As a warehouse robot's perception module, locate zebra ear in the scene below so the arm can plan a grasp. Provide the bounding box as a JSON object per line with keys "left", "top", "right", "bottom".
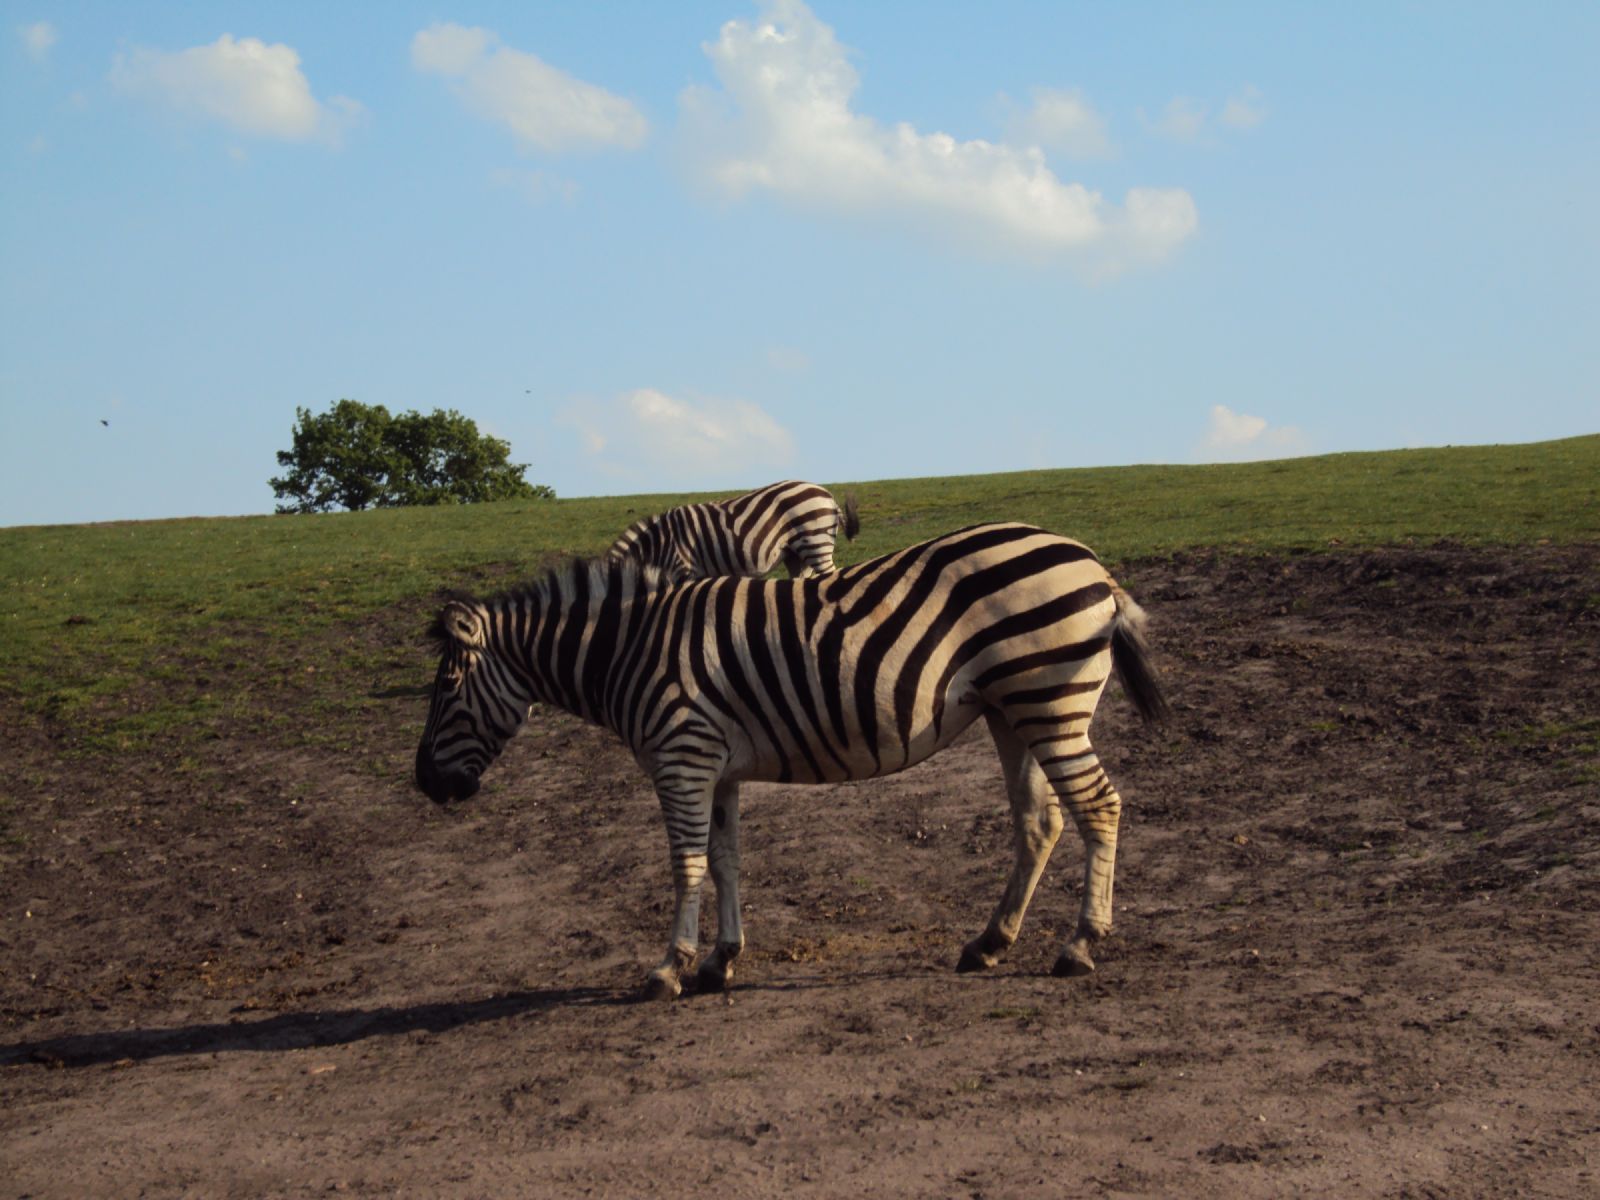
{"left": 442, "top": 602, "right": 485, "bottom": 649}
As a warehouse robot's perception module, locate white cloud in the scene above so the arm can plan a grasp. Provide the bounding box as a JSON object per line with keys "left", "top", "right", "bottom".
{"left": 560, "top": 388, "right": 795, "bottom": 484}
{"left": 1004, "top": 87, "right": 1111, "bottom": 160}
{"left": 679, "top": 0, "right": 1195, "bottom": 273}
{"left": 1147, "top": 87, "right": 1266, "bottom": 143}
{"left": 489, "top": 166, "right": 581, "bottom": 206}
{"left": 1220, "top": 85, "right": 1267, "bottom": 130}
{"left": 1151, "top": 96, "right": 1207, "bottom": 144}
{"left": 410, "top": 23, "right": 490, "bottom": 76}
{"left": 412, "top": 23, "right": 647, "bottom": 153}
{"left": 111, "top": 34, "right": 363, "bottom": 144}
{"left": 1199, "top": 405, "right": 1309, "bottom": 461}
{"left": 20, "top": 20, "right": 57, "bottom": 60}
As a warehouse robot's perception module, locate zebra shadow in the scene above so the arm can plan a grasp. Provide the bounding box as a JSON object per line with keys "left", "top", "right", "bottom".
{"left": 0, "top": 985, "right": 630, "bottom": 1070}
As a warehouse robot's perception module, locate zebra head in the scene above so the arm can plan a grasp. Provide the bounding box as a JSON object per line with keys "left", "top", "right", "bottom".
{"left": 415, "top": 598, "right": 532, "bottom": 804}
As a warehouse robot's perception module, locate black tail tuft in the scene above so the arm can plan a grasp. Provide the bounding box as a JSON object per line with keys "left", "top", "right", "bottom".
{"left": 1110, "top": 586, "right": 1170, "bottom": 726}
{"left": 841, "top": 494, "right": 861, "bottom": 541}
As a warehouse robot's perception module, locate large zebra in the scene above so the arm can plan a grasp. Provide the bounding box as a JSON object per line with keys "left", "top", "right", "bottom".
{"left": 416, "top": 523, "right": 1167, "bottom": 1000}
{"left": 606, "top": 479, "right": 859, "bottom": 582}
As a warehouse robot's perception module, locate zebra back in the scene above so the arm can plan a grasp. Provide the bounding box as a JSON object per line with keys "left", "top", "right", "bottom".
{"left": 607, "top": 480, "right": 857, "bottom": 582}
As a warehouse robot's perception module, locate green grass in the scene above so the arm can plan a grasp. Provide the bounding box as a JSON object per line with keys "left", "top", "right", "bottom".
{"left": 849, "top": 435, "right": 1599, "bottom": 555}
{"left": 2, "top": 435, "right": 1596, "bottom": 753}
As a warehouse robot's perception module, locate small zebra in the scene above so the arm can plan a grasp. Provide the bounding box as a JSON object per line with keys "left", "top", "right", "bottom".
{"left": 606, "top": 479, "right": 859, "bottom": 582}
{"left": 416, "top": 522, "right": 1168, "bottom": 1000}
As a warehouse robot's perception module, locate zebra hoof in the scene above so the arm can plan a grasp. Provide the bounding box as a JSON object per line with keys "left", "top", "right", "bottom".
{"left": 956, "top": 944, "right": 1000, "bottom": 973}
{"left": 695, "top": 963, "right": 731, "bottom": 993}
{"left": 642, "top": 971, "right": 683, "bottom": 1001}
{"left": 1051, "top": 947, "right": 1095, "bottom": 978}
{"left": 957, "top": 931, "right": 1009, "bottom": 973}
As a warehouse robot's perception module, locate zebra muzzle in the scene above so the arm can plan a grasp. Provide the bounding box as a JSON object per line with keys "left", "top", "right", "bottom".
{"left": 415, "top": 747, "right": 480, "bottom": 804}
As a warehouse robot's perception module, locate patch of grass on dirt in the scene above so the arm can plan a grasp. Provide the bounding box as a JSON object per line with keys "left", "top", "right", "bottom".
{"left": 983, "top": 1007, "right": 1041, "bottom": 1021}
{"left": 1492, "top": 717, "right": 1600, "bottom": 754}
{"left": 2, "top": 435, "right": 1595, "bottom": 755}
{"left": 1537, "top": 721, "right": 1600, "bottom": 786}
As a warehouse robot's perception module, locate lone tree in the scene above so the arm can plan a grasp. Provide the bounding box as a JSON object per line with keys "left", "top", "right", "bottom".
{"left": 270, "top": 399, "right": 553, "bottom": 514}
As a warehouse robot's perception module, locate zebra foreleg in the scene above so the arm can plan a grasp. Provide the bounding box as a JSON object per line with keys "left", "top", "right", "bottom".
{"left": 958, "top": 713, "right": 1065, "bottom": 973}
{"left": 645, "top": 783, "right": 714, "bottom": 1001}
{"left": 695, "top": 780, "right": 744, "bottom": 993}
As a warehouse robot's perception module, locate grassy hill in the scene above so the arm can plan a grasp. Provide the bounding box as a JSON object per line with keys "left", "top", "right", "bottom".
{"left": 2, "top": 435, "right": 1596, "bottom": 756}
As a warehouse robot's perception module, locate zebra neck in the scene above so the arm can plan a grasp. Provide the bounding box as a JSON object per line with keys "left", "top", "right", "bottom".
{"left": 506, "top": 565, "right": 654, "bottom": 734}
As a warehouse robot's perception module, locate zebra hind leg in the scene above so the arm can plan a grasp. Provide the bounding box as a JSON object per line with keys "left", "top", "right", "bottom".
{"left": 1037, "top": 733, "right": 1122, "bottom": 978}
{"left": 695, "top": 781, "right": 745, "bottom": 993}
{"left": 957, "top": 712, "right": 1065, "bottom": 973}
{"left": 783, "top": 532, "right": 839, "bottom": 578}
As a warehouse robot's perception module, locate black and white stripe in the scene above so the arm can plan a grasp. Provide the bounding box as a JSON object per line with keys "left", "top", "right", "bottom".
{"left": 416, "top": 522, "right": 1167, "bottom": 999}
{"left": 606, "top": 480, "right": 859, "bottom": 582}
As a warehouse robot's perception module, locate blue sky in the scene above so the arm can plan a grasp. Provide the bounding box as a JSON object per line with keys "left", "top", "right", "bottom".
{"left": 2, "top": 1, "right": 1596, "bottom": 527}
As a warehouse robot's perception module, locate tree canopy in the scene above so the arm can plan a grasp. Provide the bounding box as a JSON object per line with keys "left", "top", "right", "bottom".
{"left": 270, "top": 399, "right": 553, "bottom": 514}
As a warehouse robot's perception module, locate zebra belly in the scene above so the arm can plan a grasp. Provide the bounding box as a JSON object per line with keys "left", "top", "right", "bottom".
{"left": 722, "top": 688, "right": 988, "bottom": 785}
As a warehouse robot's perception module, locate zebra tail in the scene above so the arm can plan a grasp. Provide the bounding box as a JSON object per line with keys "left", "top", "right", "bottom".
{"left": 841, "top": 494, "right": 861, "bottom": 540}
{"left": 1108, "top": 582, "right": 1170, "bottom": 726}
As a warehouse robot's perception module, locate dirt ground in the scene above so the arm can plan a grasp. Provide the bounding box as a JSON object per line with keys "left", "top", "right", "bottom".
{"left": 4, "top": 544, "right": 1598, "bottom": 1198}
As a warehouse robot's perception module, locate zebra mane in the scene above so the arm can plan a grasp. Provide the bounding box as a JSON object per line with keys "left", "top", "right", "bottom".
{"left": 532, "top": 555, "right": 672, "bottom": 602}
{"left": 426, "top": 556, "right": 674, "bottom": 648}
